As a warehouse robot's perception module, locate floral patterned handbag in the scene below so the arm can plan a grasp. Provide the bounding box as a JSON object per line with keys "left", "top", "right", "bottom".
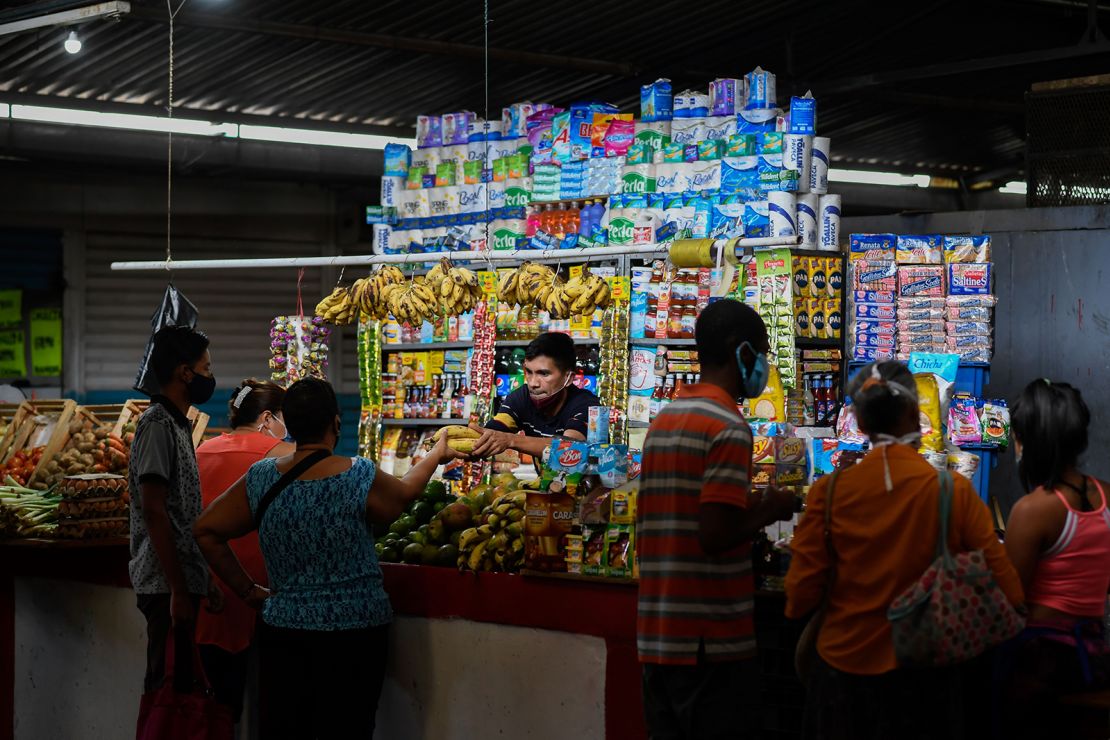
{"left": 887, "top": 469, "right": 1025, "bottom": 666}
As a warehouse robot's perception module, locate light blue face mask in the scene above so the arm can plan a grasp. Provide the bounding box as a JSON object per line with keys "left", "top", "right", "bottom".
{"left": 735, "top": 341, "right": 770, "bottom": 398}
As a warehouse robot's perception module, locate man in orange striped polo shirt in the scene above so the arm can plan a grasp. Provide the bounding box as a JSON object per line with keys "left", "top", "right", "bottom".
{"left": 638, "top": 299, "right": 797, "bottom": 739}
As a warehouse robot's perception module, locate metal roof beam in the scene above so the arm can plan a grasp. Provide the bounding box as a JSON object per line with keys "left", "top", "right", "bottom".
{"left": 811, "top": 38, "right": 1110, "bottom": 95}
{"left": 125, "top": 6, "right": 641, "bottom": 78}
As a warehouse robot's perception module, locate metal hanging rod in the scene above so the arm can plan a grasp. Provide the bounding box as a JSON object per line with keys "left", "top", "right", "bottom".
{"left": 110, "top": 236, "right": 803, "bottom": 271}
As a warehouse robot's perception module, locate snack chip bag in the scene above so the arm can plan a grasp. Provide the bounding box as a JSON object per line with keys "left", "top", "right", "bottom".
{"left": 947, "top": 393, "right": 983, "bottom": 446}
{"left": 981, "top": 399, "right": 1010, "bottom": 449}
{"left": 749, "top": 365, "right": 785, "bottom": 422}
{"left": 914, "top": 373, "right": 944, "bottom": 452}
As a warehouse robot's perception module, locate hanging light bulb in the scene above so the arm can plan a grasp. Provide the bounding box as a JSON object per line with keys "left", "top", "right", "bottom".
{"left": 64, "top": 30, "right": 82, "bottom": 54}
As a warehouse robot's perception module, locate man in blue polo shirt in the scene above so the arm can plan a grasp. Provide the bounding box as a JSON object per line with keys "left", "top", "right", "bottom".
{"left": 469, "top": 332, "right": 599, "bottom": 460}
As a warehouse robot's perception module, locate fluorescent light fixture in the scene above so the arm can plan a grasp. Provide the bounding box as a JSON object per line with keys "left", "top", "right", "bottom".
{"left": 829, "top": 168, "right": 932, "bottom": 188}
{"left": 64, "top": 30, "right": 81, "bottom": 54}
{"left": 10, "top": 104, "right": 237, "bottom": 137}
{"left": 0, "top": 2, "right": 130, "bottom": 36}
{"left": 2, "top": 102, "right": 411, "bottom": 150}
{"left": 999, "top": 180, "right": 1027, "bottom": 195}
{"left": 238, "top": 124, "right": 411, "bottom": 150}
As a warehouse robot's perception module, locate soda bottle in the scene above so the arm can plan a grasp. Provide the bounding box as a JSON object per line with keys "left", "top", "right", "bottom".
{"left": 511, "top": 348, "right": 527, "bottom": 394}
{"left": 803, "top": 375, "right": 816, "bottom": 427}
{"left": 530, "top": 204, "right": 543, "bottom": 238}
{"left": 565, "top": 202, "right": 580, "bottom": 236}
{"left": 495, "top": 349, "right": 512, "bottom": 398}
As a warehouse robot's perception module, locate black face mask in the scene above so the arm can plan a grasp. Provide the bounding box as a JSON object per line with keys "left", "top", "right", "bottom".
{"left": 186, "top": 372, "right": 216, "bottom": 405}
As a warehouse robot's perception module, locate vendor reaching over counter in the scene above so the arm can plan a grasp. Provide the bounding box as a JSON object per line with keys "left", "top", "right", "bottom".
{"left": 468, "top": 332, "right": 599, "bottom": 460}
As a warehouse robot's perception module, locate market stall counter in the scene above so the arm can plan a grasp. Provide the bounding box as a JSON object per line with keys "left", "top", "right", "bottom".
{"left": 0, "top": 538, "right": 649, "bottom": 740}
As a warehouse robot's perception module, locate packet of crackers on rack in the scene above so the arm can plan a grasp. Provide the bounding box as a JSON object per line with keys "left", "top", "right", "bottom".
{"left": 944, "top": 235, "right": 991, "bottom": 263}
{"left": 849, "top": 233, "right": 897, "bottom": 262}
{"left": 896, "top": 234, "right": 944, "bottom": 265}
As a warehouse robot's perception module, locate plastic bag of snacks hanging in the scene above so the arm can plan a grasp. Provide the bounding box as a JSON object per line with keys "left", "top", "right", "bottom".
{"left": 270, "top": 315, "right": 330, "bottom": 385}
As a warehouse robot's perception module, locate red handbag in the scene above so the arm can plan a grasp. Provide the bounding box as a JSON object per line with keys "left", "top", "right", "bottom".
{"left": 136, "top": 626, "right": 234, "bottom": 740}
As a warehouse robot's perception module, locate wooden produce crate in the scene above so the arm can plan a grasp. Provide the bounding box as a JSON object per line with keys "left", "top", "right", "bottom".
{"left": 0, "top": 402, "right": 27, "bottom": 461}
{"left": 0, "top": 400, "right": 77, "bottom": 465}
{"left": 28, "top": 405, "right": 106, "bottom": 487}
{"left": 113, "top": 399, "right": 208, "bottom": 449}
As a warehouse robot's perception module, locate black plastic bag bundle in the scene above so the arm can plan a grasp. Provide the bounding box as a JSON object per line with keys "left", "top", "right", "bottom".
{"left": 133, "top": 284, "right": 199, "bottom": 396}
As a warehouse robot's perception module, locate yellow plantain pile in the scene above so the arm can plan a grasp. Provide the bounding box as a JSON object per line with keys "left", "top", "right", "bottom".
{"left": 426, "top": 258, "right": 485, "bottom": 317}
{"left": 315, "top": 286, "right": 358, "bottom": 325}
{"left": 496, "top": 262, "right": 613, "bottom": 319}
{"left": 433, "top": 424, "right": 481, "bottom": 453}
{"left": 457, "top": 490, "right": 527, "bottom": 572}
{"left": 350, "top": 266, "right": 407, "bottom": 321}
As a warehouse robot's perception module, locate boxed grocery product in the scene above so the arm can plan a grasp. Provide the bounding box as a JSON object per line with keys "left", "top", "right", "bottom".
{"left": 944, "top": 235, "right": 991, "bottom": 263}
{"left": 524, "top": 488, "right": 578, "bottom": 572}
{"left": 825, "top": 299, "right": 842, "bottom": 339}
{"left": 752, "top": 436, "right": 776, "bottom": 464}
{"left": 604, "top": 524, "right": 634, "bottom": 578}
{"left": 809, "top": 259, "right": 828, "bottom": 296}
{"left": 751, "top": 463, "right": 777, "bottom": 490}
{"left": 948, "top": 263, "right": 993, "bottom": 295}
{"left": 898, "top": 265, "right": 946, "bottom": 297}
{"left": 776, "top": 463, "right": 807, "bottom": 488}
{"left": 808, "top": 298, "right": 827, "bottom": 338}
{"left": 895, "top": 234, "right": 943, "bottom": 264}
{"left": 794, "top": 299, "right": 811, "bottom": 337}
{"left": 582, "top": 524, "right": 607, "bottom": 576}
{"left": 774, "top": 436, "right": 806, "bottom": 465}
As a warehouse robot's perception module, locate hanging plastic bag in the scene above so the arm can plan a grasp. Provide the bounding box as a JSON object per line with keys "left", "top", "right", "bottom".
{"left": 133, "top": 284, "right": 200, "bottom": 396}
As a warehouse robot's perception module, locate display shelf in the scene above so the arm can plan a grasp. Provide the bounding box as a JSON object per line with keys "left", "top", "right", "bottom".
{"left": 796, "top": 338, "right": 843, "bottom": 349}
{"left": 382, "top": 341, "right": 473, "bottom": 351}
{"left": 496, "top": 338, "right": 600, "bottom": 347}
{"left": 528, "top": 195, "right": 610, "bottom": 207}
{"left": 629, "top": 337, "right": 696, "bottom": 346}
{"left": 381, "top": 418, "right": 468, "bottom": 427}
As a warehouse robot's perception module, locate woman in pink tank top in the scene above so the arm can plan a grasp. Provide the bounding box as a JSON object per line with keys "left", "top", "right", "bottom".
{"left": 1001, "top": 379, "right": 1110, "bottom": 738}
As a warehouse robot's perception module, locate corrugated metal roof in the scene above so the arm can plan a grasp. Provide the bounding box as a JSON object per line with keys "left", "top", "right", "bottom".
{"left": 1, "top": 0, "right": 1109, "bottom": 177}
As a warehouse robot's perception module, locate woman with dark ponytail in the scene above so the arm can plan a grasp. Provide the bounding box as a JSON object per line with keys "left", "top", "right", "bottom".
{"left": 1000, "top": 379, "right": 1110, "bottom": 737}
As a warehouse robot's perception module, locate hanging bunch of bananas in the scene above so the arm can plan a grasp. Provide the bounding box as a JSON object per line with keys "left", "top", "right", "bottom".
{"left": 385, "top": 275, "right": 440, "bottom": 327}
{"left": 562, "top": 267, "right": 614, "bottom": 317}
{"left": 426, "top": 258, "right": 485, "bottom": 316}
{"left": 496, "top": 262, "right": 613, "bottom": 319}
{"left": 314, "top": 286, "right": 357, "bottom": 325}
{"left": 496, "top": 262, "right": 558, "bottom": 307}
{"left": 349, "top": 266, "right": 406, "bottom": 321}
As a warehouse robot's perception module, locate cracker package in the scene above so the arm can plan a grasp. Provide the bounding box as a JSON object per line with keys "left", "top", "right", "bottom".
{"left": 852, "top": 260, "right": 897, "bottom": 292}
{"left": 898, "top": 265, "right": 946, "bottom": 297}
{"left": 896, "top": 234, "right": 944, "bottom": 265}
{"left": 944, "top": 235, "right": 991, "bottom": 264}
{"left": 542, "top": 438, "right": 590, "bottom": 496}
{"left": 849, "top": 233, "right": 897, "bottom": 262}
{"left": 948, "top": 263, "right": 993, "bottom": 295}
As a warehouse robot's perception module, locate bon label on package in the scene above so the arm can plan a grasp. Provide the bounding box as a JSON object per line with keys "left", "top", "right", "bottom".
{"left": 948, "top": 263, "right": 993, "bottom": 295}
{"left": 895, "top": 234, "right": 944, "bottom": 265}
{"left": 854, "top": 302, "right": 898, "bottom": 320}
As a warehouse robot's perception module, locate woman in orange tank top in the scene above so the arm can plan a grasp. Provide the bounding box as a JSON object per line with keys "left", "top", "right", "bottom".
{"left": 195, "top": 379, "right": 294, "bottom": 724}
{"left": 1001, "top": 379, "right": 1110, "bottom": 738}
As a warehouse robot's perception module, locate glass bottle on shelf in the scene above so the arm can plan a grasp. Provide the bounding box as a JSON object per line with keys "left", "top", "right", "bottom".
{"left": 649, "top": 376, "right": 666, "bottom": 417}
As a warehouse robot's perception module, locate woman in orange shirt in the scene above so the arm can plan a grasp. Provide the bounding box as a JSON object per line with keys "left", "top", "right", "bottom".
{"left": 785, "top": 361, "right": 1022, "bottom": 739}
{"left": 195, "top": 379, "right": 294, "bottom": 723}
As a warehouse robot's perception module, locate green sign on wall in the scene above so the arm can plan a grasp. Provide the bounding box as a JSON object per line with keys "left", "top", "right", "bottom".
{"left": 30, "top": 308, "right": 62, "bottom": 377}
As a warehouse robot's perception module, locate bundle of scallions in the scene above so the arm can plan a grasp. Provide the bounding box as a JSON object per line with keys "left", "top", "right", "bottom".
{"left": 0, "top": 477, "right": 60, "bottom": 538}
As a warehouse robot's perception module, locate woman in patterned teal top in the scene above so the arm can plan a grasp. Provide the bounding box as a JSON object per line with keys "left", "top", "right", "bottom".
{"left": 195, "top": 378, "right": 462, "bottom": 738}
